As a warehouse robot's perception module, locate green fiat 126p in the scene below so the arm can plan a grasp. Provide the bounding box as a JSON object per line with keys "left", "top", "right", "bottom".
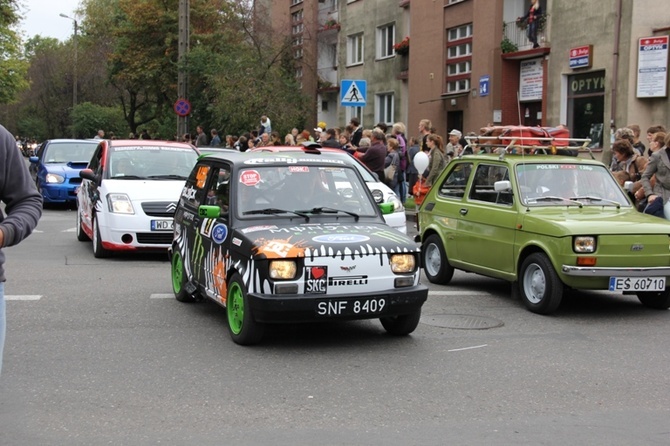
{"left": 416, "top": 150, "right": 670, "bottom": 314}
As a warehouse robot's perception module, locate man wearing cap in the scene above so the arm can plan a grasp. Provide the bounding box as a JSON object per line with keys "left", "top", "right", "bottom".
{"left": 447, "top": 129, "right": 463, "bottom": 156}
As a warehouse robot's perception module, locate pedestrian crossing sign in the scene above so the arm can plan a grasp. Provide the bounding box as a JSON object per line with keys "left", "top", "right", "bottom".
{"left": 340, "top": 80, "right": 367, "bottom": 106}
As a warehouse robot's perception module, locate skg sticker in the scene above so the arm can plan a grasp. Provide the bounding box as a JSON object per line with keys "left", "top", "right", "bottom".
{"left": 232, "top": 237, "right": 243, "bottom": 246}
{"left": 305, "top": 266, "right": 328, "bottom": 294}
{"left": 212, "top": 224, "right": 228, "bottom": 244}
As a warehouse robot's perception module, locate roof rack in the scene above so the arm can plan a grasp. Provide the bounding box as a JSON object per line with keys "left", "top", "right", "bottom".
{"left": 464, "top": 136, "right": 594, "bottom": 160}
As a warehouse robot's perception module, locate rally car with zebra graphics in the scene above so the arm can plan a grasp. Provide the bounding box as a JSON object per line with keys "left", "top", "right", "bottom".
{"left": 170, "top": 149, "right": 428, "bottom": 345}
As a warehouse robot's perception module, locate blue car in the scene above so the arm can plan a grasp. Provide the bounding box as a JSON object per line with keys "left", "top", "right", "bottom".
{"left": 29, "top": 139, "right": 99, "bottom": 204}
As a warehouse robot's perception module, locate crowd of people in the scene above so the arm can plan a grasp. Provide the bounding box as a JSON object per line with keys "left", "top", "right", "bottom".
{"left": 180, "top": 115, "right": 488, "bottom": 204}
{"left": 609, "top": 124, "right": 670, "bottom": 218}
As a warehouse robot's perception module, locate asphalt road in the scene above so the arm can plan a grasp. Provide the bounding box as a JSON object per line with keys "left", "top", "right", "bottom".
{"left": 0, "top": 205, "right": 668, "bottom": 445}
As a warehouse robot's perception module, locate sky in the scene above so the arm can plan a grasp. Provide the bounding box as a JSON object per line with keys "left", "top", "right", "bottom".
{"left": 19, "top": 0, "right": 82, "bottom": 42}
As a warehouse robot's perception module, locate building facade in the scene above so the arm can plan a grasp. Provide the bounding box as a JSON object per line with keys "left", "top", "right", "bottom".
{"left": 262, "top": 0, "right": 669, "bottom": 154}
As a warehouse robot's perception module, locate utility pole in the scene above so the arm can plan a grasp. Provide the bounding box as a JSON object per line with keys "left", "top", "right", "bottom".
{"left": 60, "top": 13, "right": 78, "bottom": 138}
{"left": 177, "top": 0, "right": 190, "bottom": 139}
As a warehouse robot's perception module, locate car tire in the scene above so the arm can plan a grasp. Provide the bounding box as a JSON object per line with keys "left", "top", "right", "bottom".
{"left": 226, "top": 273, "right": 264, "bottom": 345}
{"left": 171, "top": 249, "right": 198, "bottom": 303}
{"left": 92, "top": 216, "right": 111, "bottom": 258}
{"left": 76, "top": 209, "right": 90, "bottom": 242}
{"left": 380, "top": 310, "right": 422, "bottom": 335}
{"left": 519, "top": 252, "right": 563, "bottom": 314}
{"left": 422, "top": 234, "right": 454, "bottom": 284}
{"left": 637, "top": 290, "right": 670, "bottom": 310}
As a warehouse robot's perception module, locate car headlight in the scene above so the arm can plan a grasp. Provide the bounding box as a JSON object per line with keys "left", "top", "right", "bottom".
{"left": 389, "top": 254, "right": 416, "bottom": 273}
{"left": 45, "top": 173, "right": 65, "bottom": 184}
{"left": 574, "top": 236, "right": 596, "bottom": 253}
{"left": 370, "top": 189, "right": 384, "bottom": 203}
{"left": 387, "top": 194, "right": 404, "bottom": 213}
{"left": 107, "top": 193, "right": 134, "bottom": 214}
{"left": 269, "top": 260, "right": 297, "bottom": 279}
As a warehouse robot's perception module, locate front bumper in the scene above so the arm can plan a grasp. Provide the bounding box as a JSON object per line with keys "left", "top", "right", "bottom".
{"left": 561, "top": 265, "right": 670, "bottom": 277}
{"left": 247, "top": 285, "right": 428, "bottom": 324}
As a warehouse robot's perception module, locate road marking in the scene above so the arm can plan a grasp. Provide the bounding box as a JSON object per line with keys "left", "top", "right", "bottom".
{"left": 448, "top": 344, "right": 488, "bottom": 352}
{"left": 5, "top": 295, "right": 42, "bottom": 301}
{"left": 428, "top": 290, "right": 490, "bottom": 296}
{"left": 150, "top": 293, "right": 174, "bottom": 299}
{"left": 63, "top": 228, "right": 77, "bottom": 232}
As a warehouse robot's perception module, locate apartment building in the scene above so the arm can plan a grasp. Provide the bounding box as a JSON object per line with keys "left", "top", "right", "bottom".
{"left": 261, "top": 0, "right": 669, "bottom": 151}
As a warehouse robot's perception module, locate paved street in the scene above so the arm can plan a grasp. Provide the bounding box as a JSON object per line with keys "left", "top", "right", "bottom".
{"left": 0, "top": 206, "right": 668, "bottom": 445}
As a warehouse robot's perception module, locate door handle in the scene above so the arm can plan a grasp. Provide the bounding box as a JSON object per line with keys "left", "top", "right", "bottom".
{"left": 459, "top": 208, "right": 468, "bottom": 216}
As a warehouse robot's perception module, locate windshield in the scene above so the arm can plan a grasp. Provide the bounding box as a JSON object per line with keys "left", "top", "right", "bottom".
{"left": 237, "top": 165, "right": 378, "bottom": 218}
{"left": 109, "top": 145, "right": 198, "bottom": 179}
{"left": 516, "top": 163, "right": 631, "bottom": 206}
{"left": 43, "top": 142, "right": 97, "bottom": 164}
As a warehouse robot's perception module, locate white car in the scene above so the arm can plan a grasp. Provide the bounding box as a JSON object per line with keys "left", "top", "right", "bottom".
{"left": 251, "top": 146, "right": 407, "bottom": 233}
{"left": 76, "top": 139, "right": 200, "bottom": 257}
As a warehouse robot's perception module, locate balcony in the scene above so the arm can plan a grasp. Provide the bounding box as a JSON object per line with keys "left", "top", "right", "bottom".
{"left": 502, "top": 19, "right": 547, "bottom": 53}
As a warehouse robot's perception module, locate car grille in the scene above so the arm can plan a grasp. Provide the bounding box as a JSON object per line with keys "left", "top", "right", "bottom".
{"left": 136, "top": 232, "right": 173, "bottom": 244}
{"left": 69, "top": 178, "right": 82, "bottom": 185}
{"left": 142, "top": 201, "right": 178, "bottom": 218}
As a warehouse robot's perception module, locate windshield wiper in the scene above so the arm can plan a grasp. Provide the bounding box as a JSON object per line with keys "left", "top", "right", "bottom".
{"left": 243, "top": 208, "right": 310, "bottom": 220}
{"left": 297, "top": 207, "right": 360, "bottom": 221}
{"left": 147, "top": 174, "right": 188, "bottom": 180}
{"left": 527, "top": 196, "right": 583, "bottom": 207}
{"left": 113, "top": 175, "right": 146, "bottom": 180}
{"left": 569, "top": 196, "right": 621, "bottom": 208}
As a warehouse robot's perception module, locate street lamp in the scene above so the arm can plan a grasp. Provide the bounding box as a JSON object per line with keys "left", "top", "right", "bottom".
{"left": 59, "top": 13, "right": 78, "bottom": 138}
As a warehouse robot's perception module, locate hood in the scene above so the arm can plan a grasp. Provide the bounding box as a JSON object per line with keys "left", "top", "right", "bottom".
{"left": 104, "top": 179, "right": 187, "bottom": 201}
{"left": 238, "top": 222, "right": 417, "bottom": 259}
{"left": 522, "top": 207, "right": 670, "bottom": 235}
{"left": 47, "top": 161, "right": 89, "bottom": 178}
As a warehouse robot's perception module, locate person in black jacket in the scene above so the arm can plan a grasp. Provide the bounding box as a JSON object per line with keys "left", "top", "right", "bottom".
{"left": 0, "top": 124, "right": 42, "bottom": 375}
{"left": 518, "top": 0, "right": 543, "bottom": 48}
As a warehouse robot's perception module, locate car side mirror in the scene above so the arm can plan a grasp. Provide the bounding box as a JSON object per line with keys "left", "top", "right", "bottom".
{"left": 79, "top": 168, "right": 101, "bottom": 185}
{"left": 623, "top": 180, "right": 634, "bottom": 192}
{"left": 378, "top": 202, "right": 394, "bottom": 215}
{"left": 198, "top": 205, "right": 223, "bottom": 218}
{"left": 494, "top": 180, "right": 512, "bottom": 192}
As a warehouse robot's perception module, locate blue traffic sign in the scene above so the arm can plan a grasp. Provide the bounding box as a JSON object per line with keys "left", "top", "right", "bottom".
{"left": 340, "top": 80, "right": 367, "bottom": 106}
{"left": 174, "top": 98, "right": 191, "bottom": 117}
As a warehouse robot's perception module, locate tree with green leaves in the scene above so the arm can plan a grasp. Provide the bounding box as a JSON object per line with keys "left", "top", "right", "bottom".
{"left": 0, "top": 0, "right": 29, "bottom": 104}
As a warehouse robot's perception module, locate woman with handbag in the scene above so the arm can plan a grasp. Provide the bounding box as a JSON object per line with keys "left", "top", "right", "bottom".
{"left": 423, "top": 134, "right": 448, "bottom": 188}
{"left": 384, "top": 137, "right": 401, "bottom": 191}
{"left": 610, "top": 139, "right": 647, "bottom": 208}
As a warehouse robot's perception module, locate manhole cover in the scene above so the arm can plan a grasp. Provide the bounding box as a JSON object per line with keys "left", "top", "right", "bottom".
{"left": 421, "top": 314, "right": 504, "bottom": 330}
